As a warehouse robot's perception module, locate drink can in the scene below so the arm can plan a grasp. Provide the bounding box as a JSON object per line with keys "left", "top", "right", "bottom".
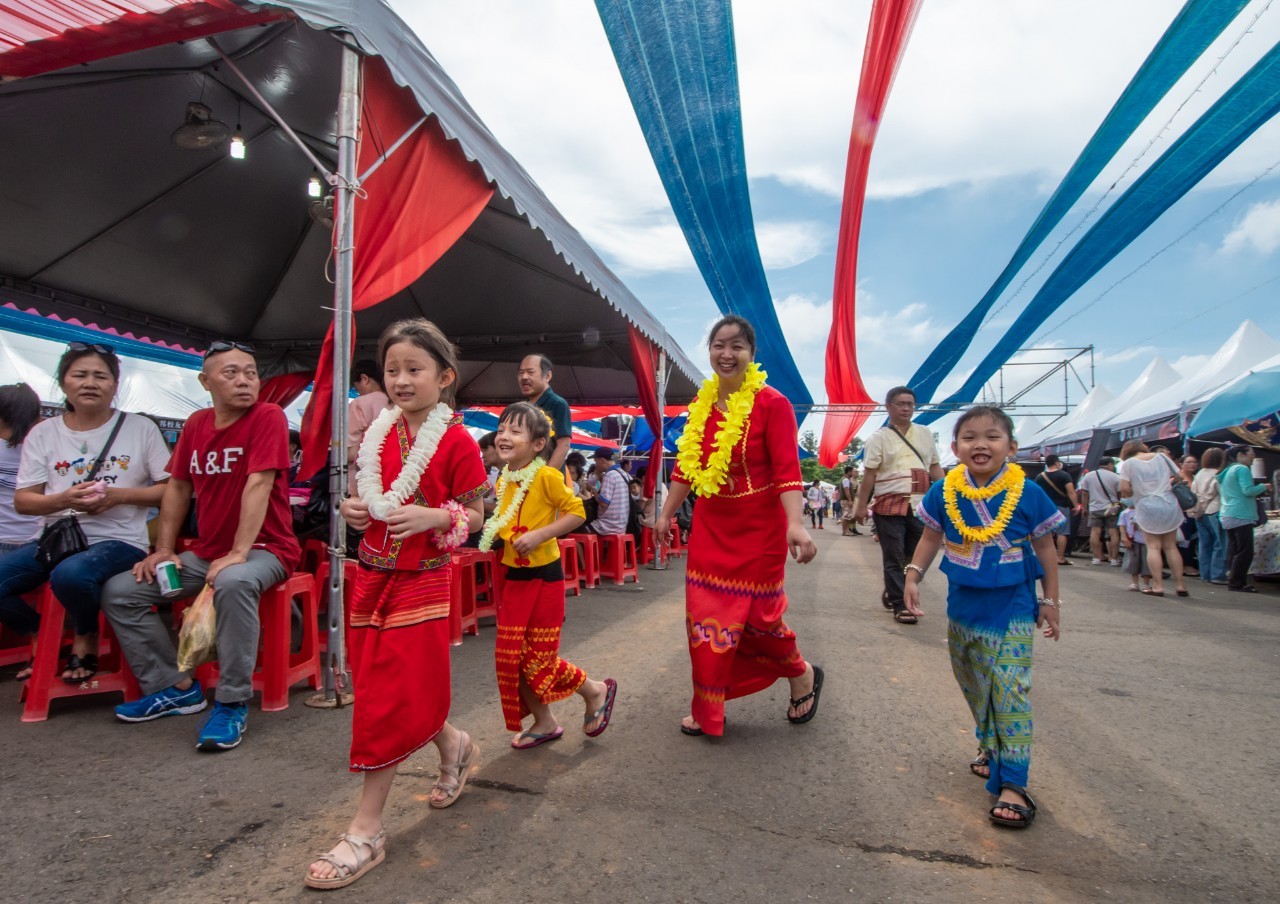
{"left": 156, "top": 560, "right": 183, "bottom": 598}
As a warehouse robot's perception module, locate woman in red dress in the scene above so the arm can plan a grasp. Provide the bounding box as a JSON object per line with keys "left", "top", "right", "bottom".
{"left": 655, "top": 315, "right": 822, "bottom": 737}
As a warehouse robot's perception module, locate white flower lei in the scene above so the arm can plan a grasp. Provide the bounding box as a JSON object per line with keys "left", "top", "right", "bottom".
{"left": 478, "top": 457, "right": 544, "bottom": 552}
{"left": 356, "top": 403, "right": 454, "bottom": 522}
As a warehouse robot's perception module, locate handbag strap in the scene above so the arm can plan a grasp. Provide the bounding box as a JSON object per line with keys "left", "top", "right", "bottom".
{"left": 888, "top": 425, "right": 928, "bottom": 468}
{"left": 1090, "top": 470, "right": 1117, "bottom": 504}
{"left": 1036, "top": 470, "right": 1070, "bottom": 503}
{"left": 85, "top": 413, "right": 126, "bottom": 482}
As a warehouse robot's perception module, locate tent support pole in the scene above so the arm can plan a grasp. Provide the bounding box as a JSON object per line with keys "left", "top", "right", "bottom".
{"left": 319, "top": 42, "right": 361, "bottom": 705}
{"left": 648, "top": 349, "right": 669, "bottom": 571}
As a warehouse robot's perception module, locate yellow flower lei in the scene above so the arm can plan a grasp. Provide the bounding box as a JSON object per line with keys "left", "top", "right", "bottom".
{"left": 675, "top": 362, "right": 767, "bottom": 497}
{"left": 942, "top": 463, "right": 1025, "bottom": 544}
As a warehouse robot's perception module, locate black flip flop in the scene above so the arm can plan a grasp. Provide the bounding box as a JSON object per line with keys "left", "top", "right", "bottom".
{"left": 969, "top": 754, "right": 990, "bottom": 779}
{"left": 893, "top": 609, "right": 918, "bottom": 624}
{"left": 787, "top": 665, "right": 824, "bottom": 725}
{"left": 62, "top": 653, "right": 99, "bottom": 685}
{"left": 680, "top": 724, "right": 705, "bottom": 737}
{"left": 989, "top": 783, "right": 1037, "bottom": 828}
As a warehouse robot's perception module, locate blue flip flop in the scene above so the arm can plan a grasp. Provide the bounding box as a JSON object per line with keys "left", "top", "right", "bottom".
{"left": 511, "top": 726, "right": 565, "bottom": 750}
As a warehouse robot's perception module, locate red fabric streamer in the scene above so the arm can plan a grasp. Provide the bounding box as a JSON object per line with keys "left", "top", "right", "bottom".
{"left": 299, "top": 57, "right": 494, "bottom": 479}
{"left": 627, "top": 326, "right": 662, "bottom": 497}
{"left": 819, "top": 0, "right": 923, "bottom": 467}
{"left": 259, "top": 371, "right": 313, "bottom": 408}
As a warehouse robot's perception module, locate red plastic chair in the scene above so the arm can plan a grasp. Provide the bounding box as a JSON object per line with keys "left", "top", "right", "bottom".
{"left": 667, "top": 525, "right": 686, "bottom": 559}
{"left": 0, "top": 621, "right": 31, "bottom": 668}
{"left": 314, "top": 558, "right": 357, "bottom": 654}
{"left": 451, "top": 549, "right": 500, "bottom": 622}
{"left": 569, "top": 533, "right": 601, "bottom": 589}
{"left": 300, "top": 538, "right": 328, "bottom": 576}
{"left": 557, "top": 538, "right": 581, "bottom": 596}
{"left": 195, "top": 573, "right": 322, "bottom": 712}
{"left": 20, "top": 585, "right": 141, "bottom": 722}
{"left": 449, "top": 556, "right": 478, "bottom": 642}
{"left": 598, "top": 533, "right": 639, "bottom": 585}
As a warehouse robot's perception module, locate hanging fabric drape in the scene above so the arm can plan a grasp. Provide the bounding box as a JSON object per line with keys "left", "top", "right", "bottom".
{"left": 627, "top": 325, "right": 663, "bottom": 497}
{"left": 594, "top": 0, "right": 811, "bottom": 407}
{"left": 817, "top": 0, "right": 922, "bottom": 467}
{"left": 906, "top": 0, "right": 1250, "bottom": 415}
{"left": 918, "top": 40, "right": 1280, "bottom": 423}
{"left": 299, "top": 58, "right": 495, "bottom": 478}
{"left": 259, "top": 371, "right": 312, "bottom": 408}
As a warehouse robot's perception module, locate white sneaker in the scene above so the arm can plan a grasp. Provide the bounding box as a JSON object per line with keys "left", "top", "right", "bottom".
{"left": 1090, "top": 558, "right": 1103, "bottom": 565}
{"left": 1110, "top": 559, "right": 1122, "bottom": 567}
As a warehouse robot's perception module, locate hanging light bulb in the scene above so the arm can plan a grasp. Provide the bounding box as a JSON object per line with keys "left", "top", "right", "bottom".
{"left": 229, "top": 99, "right": 246, "bottom": 159}
{"left": 307, "top": 172, "right": 323, "bottom": 198}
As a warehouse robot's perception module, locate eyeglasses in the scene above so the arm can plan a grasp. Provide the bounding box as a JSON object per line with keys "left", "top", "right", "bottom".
{"left": 203, "top": 340, "right": 256, "bottom": 360}
{"left": 66, "top": 341, "right": 115, "bottom": 355}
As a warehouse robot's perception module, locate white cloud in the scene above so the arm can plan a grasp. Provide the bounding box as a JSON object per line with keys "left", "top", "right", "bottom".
{"left": 1221, "top": 198, "right": 1280, "bottom": 255}
{"left": 756, "top": 221, "right": 827, "bottom": 269}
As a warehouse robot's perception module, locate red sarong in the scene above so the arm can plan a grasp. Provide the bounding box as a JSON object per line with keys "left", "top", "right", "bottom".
{"left": 348, "top": 567, "right": 452, "bottom": 772}
{"left": 686, "top": 569, "right": 806, "bottom": 736}
{"left": 495, "top": 576, "right": 586, "bottom": 731}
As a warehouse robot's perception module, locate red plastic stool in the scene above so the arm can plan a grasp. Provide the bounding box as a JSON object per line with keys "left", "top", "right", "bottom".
{"left": 452, "top": 550, "right": 500, "bottom": 622}
{"left": 314, "top": 558, "right": 357, "bottom": 654}
{"left": 557, "top": 538, "right": 581, "bottom": 596}
{"left": 449, "top": 556, "right": 478, "bottom": 642}
{"left": 300, "top": 538, "right": 328, "bottom": 576}
{"left": 667, "top": 526, "right": 686, "bottom": 558}
{"left": 569, "top": 533, "right": 601, "bottom": 589}
{"left": 639, "top": 527, "right": 655, "bottom": 565}
{"left": 598, "top": 533, "right": 639, "bottom": 585}
{"left": 20, "top": 586, "right": 141, "bottom": 722}
{"left": 0, "top": 621, "right": 32, "bottom": 668}
{"left": 196, "top": 573, "right": 322, "bottom": 711}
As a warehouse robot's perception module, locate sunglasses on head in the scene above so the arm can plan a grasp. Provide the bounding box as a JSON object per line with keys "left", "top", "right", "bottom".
{"left": 66, "top": 341, "right": 115, "bottom": 355}
{"left": 203, "top": 340, "right": 256, "bottom": 360}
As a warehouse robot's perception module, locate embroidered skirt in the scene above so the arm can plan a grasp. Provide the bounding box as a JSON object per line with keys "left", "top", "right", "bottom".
{"left": 495, "top": 563, "right": 587, "bottom": 731}
{"left": 348, "top": 566, "right": 452, "bottom": 772}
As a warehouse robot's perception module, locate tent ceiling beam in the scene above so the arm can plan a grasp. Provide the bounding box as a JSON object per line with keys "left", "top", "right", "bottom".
{"left": 207, "top": 35, "right": 335, "bottom": 183}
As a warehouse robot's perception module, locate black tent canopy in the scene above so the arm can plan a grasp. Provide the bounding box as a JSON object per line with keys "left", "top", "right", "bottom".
{"left": 0, "top": 6, "right": 701, "bottom": 403}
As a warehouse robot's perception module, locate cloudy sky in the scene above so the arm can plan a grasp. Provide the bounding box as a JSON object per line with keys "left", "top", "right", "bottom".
{"left": 391, "top": 0, "right": 1280, "bottom": 438}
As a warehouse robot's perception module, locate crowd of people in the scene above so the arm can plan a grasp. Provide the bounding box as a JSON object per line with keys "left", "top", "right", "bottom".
{"left": 2, "top": 312, "right": 1274, "bottom": 887}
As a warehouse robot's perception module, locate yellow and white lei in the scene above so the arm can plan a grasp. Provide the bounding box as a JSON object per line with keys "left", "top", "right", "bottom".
{"left": 478, "top": 457, "right": 544, "bottom": 552}
{"left": 942, "top": 463, "right": 1024, "bottom": 544}
{"left": 675, "top": 362, "right": 767, "bottom": 497}
{"left": 356, "top": 403, "right": 453, "bottom": 522}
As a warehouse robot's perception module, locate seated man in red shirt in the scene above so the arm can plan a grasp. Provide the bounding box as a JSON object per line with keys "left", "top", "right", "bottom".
{"left": 103, "top": 341, "right": 301, "bottom": 752}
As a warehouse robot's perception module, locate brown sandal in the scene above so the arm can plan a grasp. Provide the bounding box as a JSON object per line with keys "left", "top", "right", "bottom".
{"left": 304, "top": 830, "right": 386, "bottom": 889}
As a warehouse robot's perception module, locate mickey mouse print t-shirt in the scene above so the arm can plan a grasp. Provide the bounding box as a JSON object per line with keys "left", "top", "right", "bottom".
{"left": 17, "top": 412, "right": 171, "bottom": 550}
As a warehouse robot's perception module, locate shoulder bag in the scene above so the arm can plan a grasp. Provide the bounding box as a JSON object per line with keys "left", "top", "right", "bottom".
{"left": 888, "top": 426, "right": 933, "bottom": 495}
{"left": 1161, "top": 455, "right": 1197, "bottom": 513}
{"left": 35, "top": 413, "right": 126, "bottom": 568}
{"left": 1090, "top": 471, "right": 1124, "bottom": 519}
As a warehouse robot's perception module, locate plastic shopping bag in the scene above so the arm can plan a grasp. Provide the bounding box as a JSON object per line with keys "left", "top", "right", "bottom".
{"left": 176, "top": 585, "right": 217, "bottom": 672}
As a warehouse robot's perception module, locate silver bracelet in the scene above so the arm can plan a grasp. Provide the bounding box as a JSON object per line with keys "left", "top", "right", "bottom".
{"left": 904, "top": 563, "right": 926, "bottom": 579}
{"left": 1038, "top": 596, "right": 1061, "bottom": 610}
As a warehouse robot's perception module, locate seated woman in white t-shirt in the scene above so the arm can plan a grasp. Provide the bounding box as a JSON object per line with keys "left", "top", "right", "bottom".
{"left": 0, "top": 383, "right": 43, "bottom": 553}
{"left": 0, "top": 343, "right": 170, "bottom": 683}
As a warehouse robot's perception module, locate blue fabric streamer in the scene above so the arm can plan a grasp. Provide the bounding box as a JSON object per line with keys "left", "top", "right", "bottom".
{"left": 595, "top": 0, "right": 812, "bottom": 406}
{"left": 908, "top": 0, "right": 1249, "bottom": 409}
{"left": 918, "top": 38, "right": 1280, "bottom": 424}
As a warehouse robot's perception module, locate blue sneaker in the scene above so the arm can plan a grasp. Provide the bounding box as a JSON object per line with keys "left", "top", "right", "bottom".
{"left": 115, "top": 681, "right": 207, "bottom": 723}
{"left": 196, "top": 701, "right": 248, "bottom": 751}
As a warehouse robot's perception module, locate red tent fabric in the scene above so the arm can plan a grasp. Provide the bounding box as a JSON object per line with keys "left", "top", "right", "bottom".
{"left": 818, "top": 0, "right": 922, "bottom": 467}
{"left": 627, "top": 325, "right": 662, "bottom": 497}
{"left": 0, "top": 1, "right": 284, "bottom": 78}
{"left": 259, "top": 370, "right": 312, "bottom": 408}
{"left": 298, "top": 57, "right": 494, "bottom": 478}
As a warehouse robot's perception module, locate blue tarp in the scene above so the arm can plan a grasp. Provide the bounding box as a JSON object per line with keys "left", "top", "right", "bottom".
{"left": 594, "top": 0, "right": 812, "bottom": 407}
{"left": 907, "top": 0, "right": 1249, "bottom": 407}
{"left": 918, "top": 37, "right": 1280, "bottom": 425}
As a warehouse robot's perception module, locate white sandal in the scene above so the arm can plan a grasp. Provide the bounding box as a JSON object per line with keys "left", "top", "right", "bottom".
{"left": 304, "top": 830, "right": 386, "bottom": 890}
{"left": 430, "top": 731, "right": 479, "bottom": 810}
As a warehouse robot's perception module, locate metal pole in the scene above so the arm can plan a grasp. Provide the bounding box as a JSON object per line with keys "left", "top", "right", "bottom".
{"left": 319, "top": 42, "right": 361, "bottom": 705}
{"left": 648, "top": 349, "right": 669, "bottom": 571}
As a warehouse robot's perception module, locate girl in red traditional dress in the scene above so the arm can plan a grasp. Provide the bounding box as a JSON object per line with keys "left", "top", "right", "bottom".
{"left": 480, "top": 401, "right": 618, "bottom": 749}
{"left": 306, "top": 319, "right": 487, "bottom": 890}
{"left": 655, "top": 315, "right": 822, "bottom": 737}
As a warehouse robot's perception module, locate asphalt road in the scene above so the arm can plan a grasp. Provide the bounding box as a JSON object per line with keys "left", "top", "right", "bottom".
{"left": 3, "top": 529, "right": 1278, "bottom": 903}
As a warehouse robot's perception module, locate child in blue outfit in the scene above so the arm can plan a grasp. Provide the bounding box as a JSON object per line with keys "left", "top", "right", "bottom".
{"left": 904, "top": 406, "right": 1062, "bottom": 829}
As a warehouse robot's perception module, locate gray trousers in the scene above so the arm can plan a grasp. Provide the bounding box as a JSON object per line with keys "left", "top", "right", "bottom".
{"left": 102, "top": 550, "right": 287, "bottom": 704}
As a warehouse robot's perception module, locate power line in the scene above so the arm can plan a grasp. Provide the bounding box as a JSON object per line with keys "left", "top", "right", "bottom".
{"left": 979, "top": 0, "right": 1275, "bottom": 330}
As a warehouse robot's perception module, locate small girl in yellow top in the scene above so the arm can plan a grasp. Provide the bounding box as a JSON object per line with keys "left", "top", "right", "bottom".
{"left": 480, "top": 401, "right": 618, "bottom": 748}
